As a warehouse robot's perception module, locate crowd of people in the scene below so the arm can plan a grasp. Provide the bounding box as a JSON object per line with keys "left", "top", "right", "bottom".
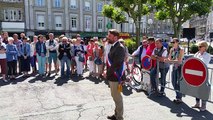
{"left": 0, "top": 30, "right": 212, "bottom": 120}
{"left": 131, "top": 36, "right": 211, "bottom": 113}
{"left": 0, "top": 32, "right": 113, "bottom": 81}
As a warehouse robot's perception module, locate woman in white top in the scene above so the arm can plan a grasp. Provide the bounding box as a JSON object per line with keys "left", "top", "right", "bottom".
{"left": 192, "top": 41, "right": 211, "bottom": 111}
{"left": 0, "top": 36, "right": 7, "bottom": 82}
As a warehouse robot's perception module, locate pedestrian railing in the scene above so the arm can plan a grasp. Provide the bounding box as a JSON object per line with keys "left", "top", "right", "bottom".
{"left": 156, "top": 63, "right": 213, "bottom": 103}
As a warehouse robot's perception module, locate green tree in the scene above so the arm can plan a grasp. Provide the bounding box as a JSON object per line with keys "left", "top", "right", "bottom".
{"left": 102, "top": 5, "right": 126, "bottom": 24}
{"left": 102, "top": 0, "right": 152, "bottom": 45}
{"left": 154, "top": 0, "right": 212, "bottom": 38}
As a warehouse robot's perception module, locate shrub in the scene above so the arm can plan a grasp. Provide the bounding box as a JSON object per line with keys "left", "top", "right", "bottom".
{"left": 207, "top": 45, "right": 213, "bottom": 55}
{"left": 190, "top": 44, "right": 198, "bottom": 54}
{"left": 124, "top": 38, "right": 137, "bottom": 54}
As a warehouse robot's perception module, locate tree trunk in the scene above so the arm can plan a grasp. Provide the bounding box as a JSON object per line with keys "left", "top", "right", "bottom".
{"left": 172, "top": 22, "right": 181, "bottom": 38}
{"left": 135, "top": 22, "right": 140, "bottom": 46}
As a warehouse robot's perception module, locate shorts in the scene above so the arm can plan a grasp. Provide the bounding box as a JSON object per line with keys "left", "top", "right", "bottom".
{"left": 48, "top": 52, "right": 57, "bottom": 64}
{"left": 0, "top": 59, "right": 7, "bottom": 74}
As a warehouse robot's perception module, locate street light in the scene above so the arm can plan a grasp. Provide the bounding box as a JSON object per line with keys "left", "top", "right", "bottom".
{"left": 141, "top": 18, "right": 144, "bottom": 36}
{"left": 130, "top": 19, "right": 134, "bottom": 34}
{"left": 148, "top": 19, "right": 153, "bottom": 36}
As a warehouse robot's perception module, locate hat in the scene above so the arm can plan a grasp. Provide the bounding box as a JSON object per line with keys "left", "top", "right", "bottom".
{"left": 93, "top": 37, "right": 98, "bottom": 40}
{"left": 119, "top": 38, "right": 124, "bottom": 42}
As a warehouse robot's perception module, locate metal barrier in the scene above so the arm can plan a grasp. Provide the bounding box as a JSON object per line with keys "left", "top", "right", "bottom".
{"left": 156, "top": 63, "right": 213, "bottom": 103}
{"left": 130, "top": 56, "right": 213, "bottom": 103}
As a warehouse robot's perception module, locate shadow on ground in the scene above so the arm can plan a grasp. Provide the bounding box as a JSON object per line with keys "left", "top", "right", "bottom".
{"left": 147, "top": 95, "right": 213, "bottom": 120}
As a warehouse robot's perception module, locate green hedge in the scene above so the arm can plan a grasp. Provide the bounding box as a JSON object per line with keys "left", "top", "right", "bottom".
{"left": 189, "top": 44, "right": 213, "bottom": 55}
{"left": 124, "top": 38, "right": 137, "bottom": 54}
{"left": 190, "top": 44, "right": 199, "bottom": 54}
{"left": 207, "top": 45, "right": 213, "bottom": 55}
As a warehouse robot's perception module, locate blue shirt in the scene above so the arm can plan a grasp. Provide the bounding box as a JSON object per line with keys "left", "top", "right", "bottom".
{"left": 6, "top": 44, "right": 18, "bottom": 61}
{"left": 20, "top": 43, "right": 31, "bottom": 57}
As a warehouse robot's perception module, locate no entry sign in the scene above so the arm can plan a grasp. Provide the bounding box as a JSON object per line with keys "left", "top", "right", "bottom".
{"left": 182, "top": 57, "right": 207, "bottom": 87}
{"left": 141, "top": 55, "right": 152, "bottom": 70}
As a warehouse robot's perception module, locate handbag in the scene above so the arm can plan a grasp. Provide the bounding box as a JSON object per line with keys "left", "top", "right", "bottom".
{"left": 94, "top": 57, "right": 102, "bottom": 65}
{"left": 88, "top": 56, "right": 93, "bottom": 61}
{"left": 78, "top": 54, "right": 85, "bottom": 62}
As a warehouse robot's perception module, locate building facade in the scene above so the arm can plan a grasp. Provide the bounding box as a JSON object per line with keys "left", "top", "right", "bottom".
{"left": 207, "top": 6, "right": 213, "bottom": 39}
{"left": 0, "top": 0, "right": 25, "bottom": 35}
{"left": 0, "top": 0, "right": 174, "bottom": 39}
{"left": 146, "top": 13, "right": 174, "bottom": 39}
{"left": 190, "top": 15, "right": 208, "bottom": 39}
{"left": 24, "top": 0, "right": 115, "bottom": 38}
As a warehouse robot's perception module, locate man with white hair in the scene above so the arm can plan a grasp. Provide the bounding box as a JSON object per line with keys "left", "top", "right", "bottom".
{"left": 0, "top": 36, "right": 7, "bottom": 82}
{"left": 58, "top": 37, "right": 71, "bottom": 78}
{"left": 6, "top": 37, "right": 18, "bottom": 80}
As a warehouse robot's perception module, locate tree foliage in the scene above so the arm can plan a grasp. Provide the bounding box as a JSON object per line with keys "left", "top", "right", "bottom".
{"left": 154, "top": 0, "right": 213, "bottom": 37}
{"left": 102, "top": 5, "right": 126, "bottom": 24}
{"left": 102, "top": 0, "right": 153, "bottom": 45}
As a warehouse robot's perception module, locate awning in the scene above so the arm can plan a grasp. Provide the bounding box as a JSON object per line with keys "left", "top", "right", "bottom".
{"left": 80, "top": 32, "right": 107, "bottom": 38}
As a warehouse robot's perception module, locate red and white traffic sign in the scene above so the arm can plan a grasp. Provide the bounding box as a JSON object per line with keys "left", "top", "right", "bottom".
{"left": 141, "top": 55, "right": 152, "bottom": 70}
{"left": 182, "top": 57, "right": 207, "bottom": 87}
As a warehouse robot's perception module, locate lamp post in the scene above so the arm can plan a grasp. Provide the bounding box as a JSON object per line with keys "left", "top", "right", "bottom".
{"left": 141, "top": 18, "right": 144, "bottom": 36}
{"left": 130, "top": 19, "right": 134, "bottom": 34}
{"left": 148, "top": 19, "right": 153, "bottom": 36}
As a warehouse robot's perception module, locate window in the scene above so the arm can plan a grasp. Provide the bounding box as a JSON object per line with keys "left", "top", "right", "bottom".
{"left": 97, "top": 2, "right": 103, "bottom": 12}
{"left": 71, "top": 16, "right": 77, "bottom": 30}
{"left": 4, "top": 10, "right": 9, "bottom": 20}
{"left": 3, "top": 9, "right": 22, "bottom": 21}
{"left": 35, "top": 0, "right": 45, "bottom": 6}
{"left": 97, "top": 17, "right": 103, "bottom": 31}
{"left": 53, "top": 0, "right": 61, "bottom": 8}
{"left": 70, "top": 0, "right": 77, "bottom": 9}
{"left": 55, "top": 16, "right": 62, "bottom": 30}
{"left": 37, "top": 15, "right": 45, "bottom": 29}
{"left": 85, "top": 1, "right": 91, "bottom": 11}
{"left": 85, "top": 16, "right": 91, "bottom": 31}
{"left": 2, "top": 0, "right": 22, "bottom": 2}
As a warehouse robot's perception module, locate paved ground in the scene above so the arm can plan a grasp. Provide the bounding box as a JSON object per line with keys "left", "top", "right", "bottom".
{"left": 0, "top": 70, "right": 213, "bottom": 120}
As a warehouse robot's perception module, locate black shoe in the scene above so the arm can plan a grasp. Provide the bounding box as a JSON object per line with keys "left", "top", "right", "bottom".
{"left": 157, "top": 92, "right": 166, "bottom": 97}
{"left": 107, "top": 115, "right": 117, "bottom": 120}
{"left": 173, "top": 99, "right": 183, "bottom": 104}
{"left": 47, "top": 73, "right": 51, "bottom": 77}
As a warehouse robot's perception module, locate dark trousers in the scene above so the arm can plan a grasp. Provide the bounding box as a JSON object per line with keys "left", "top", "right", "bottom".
{"left": 172, "top": 66, "right": 182, "bottom": 99}
{"left": 30, "top": 55, "right": 37, "bottom": 71}
{"left": 150, "top": 67, "right": 169, "bottom": 92}
{"left": 21, "top": 56, "right": 30, "bottom": 72}
{"left": 7, "top": 60, "right": 17, "bottom": 76}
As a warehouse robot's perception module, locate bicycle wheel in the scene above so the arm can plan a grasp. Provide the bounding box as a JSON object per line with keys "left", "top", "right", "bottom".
{"left": 132, "top": 65, "right": 142, "bottom": 84}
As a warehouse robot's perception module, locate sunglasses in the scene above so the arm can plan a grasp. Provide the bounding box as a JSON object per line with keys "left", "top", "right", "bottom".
{"left": 170, "top": 42, "right": 175, "bottom": 44}
{"left": 199, "top": 46, "right": 204, "bottom": 48}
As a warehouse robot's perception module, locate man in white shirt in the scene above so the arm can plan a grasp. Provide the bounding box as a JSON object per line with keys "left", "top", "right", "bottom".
{"left": 45, "top": 33, "right": 59, "bottom": 76}
{"left": 132, "top": 39, "right": 148, "bottom": 65}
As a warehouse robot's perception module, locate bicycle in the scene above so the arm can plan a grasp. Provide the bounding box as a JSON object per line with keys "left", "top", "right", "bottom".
{"left": 124, "top": 56, "right": 142, "bottom": 90}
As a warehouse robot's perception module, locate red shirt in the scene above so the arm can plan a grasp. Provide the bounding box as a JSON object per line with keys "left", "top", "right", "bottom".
{"left": 87, "top": 44, "right": 94, "bottom": 56}
{"left": 146, "top": 42, "right": 155, "bottom": 56}
{"left": 146, "top": 42, "right": 156, "bottom": 68}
